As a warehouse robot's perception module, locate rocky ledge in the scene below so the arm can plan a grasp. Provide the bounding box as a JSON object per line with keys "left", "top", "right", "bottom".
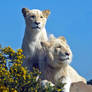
{"left": 70, "top": 82, "right": 92, "bottom": 92}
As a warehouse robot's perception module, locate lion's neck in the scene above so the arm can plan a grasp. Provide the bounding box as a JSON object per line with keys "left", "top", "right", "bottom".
{"left": 24, "top": 25, "right": 48, "bottom": 41}
{"left": 43, "top": 62, "right": 68, "bottom": 84}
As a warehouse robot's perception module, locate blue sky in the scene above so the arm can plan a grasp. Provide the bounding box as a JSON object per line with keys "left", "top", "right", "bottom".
{"left": 0, "top": 0, "right": 92, "bottom": 80}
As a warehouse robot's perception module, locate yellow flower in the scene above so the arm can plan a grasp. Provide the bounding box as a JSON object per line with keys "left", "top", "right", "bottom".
{"left": 17, "top": 49, "right": 23, "bottom": 53}
{"left": 57, "top": 89, "right": 62, "bottom": 92}
{"left": 10, "top": 53, "right": 14, "bottom": 56}
{"left": 12, "top": 50, "right": 15, "bottom": 54}
{"left": 16, "top": 56, "right": 22, "bottom": 60}
{"left": 15, "top": 59, "right": 21, "bottom": 63}
{"left": 35, "top": 90, "right": 37, "bottom": 92}
{"left": 31, "top": 87, "right": 34, "bottom": 91}
{"left": 16, "top": 52, "right": 21, "bottom": 56}
{"left": 2, "top": 68, "right": 6, "bottom": 71}
{"left": 9, "top": 78, "right": 14, "bottom": 82}
{"left": 17, "top": 74, "right": 21, "bottom": 77}
{"left": 15, "top": 80, "right": 18, "bottom": 83}
{"left": 1, "top": 89, "right": 9, "bottom": 92}
{"left": 13, "top": 63, "right": 18, "bottom": 66}
{"left": 11, "top": 88, "right": 18, "bottom": 92}
{"left": 26, "top": 74, "right": 31, "bottom": 79}
{"left": 0, "top": 86, "right": 9, "bottom": 92}
{"left": 20, "top": 67, "right": 26, "bottom": 74}
{"left": 23, "top": 75, "right": 26, "bottom": 80}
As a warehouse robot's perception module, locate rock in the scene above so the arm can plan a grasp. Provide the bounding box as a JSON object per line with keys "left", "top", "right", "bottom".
{"left": 70, "top": 82, "right": 92, "bottom": 92}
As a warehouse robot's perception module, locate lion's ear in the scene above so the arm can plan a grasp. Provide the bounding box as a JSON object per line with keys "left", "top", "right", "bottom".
{"left": 58, "top": 36, "right": 66, "bottom": 42}
{"left": 49, "top": 34, "right": 56, "bottom": 41}
{"left": 41, "top": 41, "right": 50, "bottom": 48}
{"left": 22, "top": 8, "right": 30, "bottom": 17}
{"left": 42, "top": 10, "right": 51, "bottom": 18}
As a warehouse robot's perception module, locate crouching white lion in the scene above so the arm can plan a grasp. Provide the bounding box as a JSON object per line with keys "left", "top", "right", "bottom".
{"left": 39, "top": 36, "right": 86, "bottom": 92}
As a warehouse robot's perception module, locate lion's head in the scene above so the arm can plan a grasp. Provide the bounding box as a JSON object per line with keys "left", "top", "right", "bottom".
{"left": 22, "top": 8, "right": 50, "bottom": 31}
{"left": 41, "top": 36, "right": 72, "bottom": 68}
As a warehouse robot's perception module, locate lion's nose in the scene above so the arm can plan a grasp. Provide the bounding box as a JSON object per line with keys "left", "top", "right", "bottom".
{"left": 35, "top": 21, "right": 40, "bottom": 25}
{"left": 65, "top": 52, "right": 70, "bottom": 56}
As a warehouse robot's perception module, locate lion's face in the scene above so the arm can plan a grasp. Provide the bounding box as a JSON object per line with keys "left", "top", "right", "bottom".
{"left": 41, "top": 37, "right": 72, "bottom": 68}
{"left": 22, "top": 8, "right": 50, "bottom": 31}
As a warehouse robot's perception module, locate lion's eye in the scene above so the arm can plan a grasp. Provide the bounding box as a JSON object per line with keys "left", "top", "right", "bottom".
{"left": 40, "top": 16, "right": 43, "bottom": 18}
{"left": 30, "top": 15, "right": 35, "bottom": 18}
{"left": 56, "top": 46, "right": 62, "bottom": 48}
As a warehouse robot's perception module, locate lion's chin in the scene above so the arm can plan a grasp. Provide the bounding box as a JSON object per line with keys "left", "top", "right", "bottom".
{"left": 59, "top": 57, "right": 69, "bottom": 61}
{"left": 57, "top": 58, "right": 71, "bottom": 65}
{"left": 32, "top": 27, "right": 41, "bottom": 32}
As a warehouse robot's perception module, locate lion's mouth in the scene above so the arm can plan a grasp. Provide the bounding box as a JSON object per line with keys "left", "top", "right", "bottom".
{"left": 32, "top": 26, "right": 40, "bottom": 29}
{"left": 59, "top": 56, "right": 69, "bottom": 61}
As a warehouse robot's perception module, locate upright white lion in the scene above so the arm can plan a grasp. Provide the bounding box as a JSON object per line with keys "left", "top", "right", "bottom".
{"left": 39, "top": 36, "right": 86, "bottom": 92}
{"left": 22, "top": 8, "right": 50, "bottom": 70}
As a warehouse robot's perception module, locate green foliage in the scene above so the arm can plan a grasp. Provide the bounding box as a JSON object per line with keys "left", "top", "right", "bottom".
{"left": 0, "top": 46, "right": 64, "bottom": 92}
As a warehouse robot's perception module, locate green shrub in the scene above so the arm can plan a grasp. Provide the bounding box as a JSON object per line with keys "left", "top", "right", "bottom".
{"left": 0, "top": 46, "right": 64, "bottom": 92}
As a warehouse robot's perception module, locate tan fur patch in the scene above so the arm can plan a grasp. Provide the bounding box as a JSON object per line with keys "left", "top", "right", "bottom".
{"left": 42, "top": 10, "right": 51, "bottom": 18}
{"left": 58, "top": 36, "right": 66, "bottom": 42}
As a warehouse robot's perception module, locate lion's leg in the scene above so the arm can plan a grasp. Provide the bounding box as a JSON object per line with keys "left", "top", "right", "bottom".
{"left": 62, "top": 77, "right": 71, "bottom": 92}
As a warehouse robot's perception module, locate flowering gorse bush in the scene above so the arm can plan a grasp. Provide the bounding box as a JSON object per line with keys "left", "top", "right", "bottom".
{"left": 0, "top": 46, "right": 64, "bottom": 92}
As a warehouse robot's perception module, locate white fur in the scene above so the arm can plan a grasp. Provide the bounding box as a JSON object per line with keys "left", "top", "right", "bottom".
{"left": 22, "top": 8, "right": 50, "bottom": 70}
{"left": 39, "top": 37, "right": 86, "bottom": 92}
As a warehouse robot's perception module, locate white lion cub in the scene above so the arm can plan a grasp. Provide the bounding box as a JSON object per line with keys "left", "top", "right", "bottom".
{"left": 40, "top": 36, "right": 86, "bottom": 92}
{"left": 22, "top": 8, "right": 50, "bottom": 70}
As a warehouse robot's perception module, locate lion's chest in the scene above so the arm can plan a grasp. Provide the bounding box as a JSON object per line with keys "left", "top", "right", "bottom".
{"left": 29, "top": 40, "right": 41, "bottom": 53}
